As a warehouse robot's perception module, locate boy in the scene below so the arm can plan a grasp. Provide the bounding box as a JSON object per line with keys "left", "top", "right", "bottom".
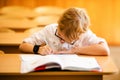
{"left": 19, "top": 7, "right": 110, "bottom": 55}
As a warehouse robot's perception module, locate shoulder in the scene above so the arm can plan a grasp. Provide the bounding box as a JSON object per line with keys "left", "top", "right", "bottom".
{"left": 82, "top": 29, "right": 95, "bottom": 37}
{"left": 79, "top": 29, "right": 106, "bottom": 43}
{"left": 44, "top": 23, "right": 58, "bottom": 31}
{"left": 36, "top": 23, "right": 58, "bottom": 36}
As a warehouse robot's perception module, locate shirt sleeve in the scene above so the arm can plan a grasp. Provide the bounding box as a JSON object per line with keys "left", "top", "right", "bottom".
{"left": 81, "top": 30, "right": 108, "bottom": 46}
{"left": 23, "top": 23, "right": 57, "bottom": 45}
{"left": 23, "top": 29, "right": 46, "bottom": 45}
{"left": 80, "top": 30, "right": 110, "bottom": 53}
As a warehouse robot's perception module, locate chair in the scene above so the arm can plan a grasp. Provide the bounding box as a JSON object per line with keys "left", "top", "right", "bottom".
{"left": 0, "top": 6, "right": 38, "bottom": 18}
{"left": 34, "top": 6, "right": 65, "bottom": 16}
{"left": 24, "top": 27, "right": 43, "bottom": 34}
{"left": 33, "top": 15, "right": 59, "bottom": 26}
{"left": 33, "top": 6, "right": 65, "bottom": 26}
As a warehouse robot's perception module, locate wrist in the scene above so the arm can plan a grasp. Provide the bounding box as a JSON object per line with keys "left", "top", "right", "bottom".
{"left": 33, "top": 45, "right": 40, "bottom": 54}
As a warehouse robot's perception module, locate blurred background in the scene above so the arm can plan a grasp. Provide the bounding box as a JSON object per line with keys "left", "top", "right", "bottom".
{"left": 0, "top": 0, "right": 120, "bottom": 80}
{"left": 0, "top": 0, "right": 120, "bottom": 45}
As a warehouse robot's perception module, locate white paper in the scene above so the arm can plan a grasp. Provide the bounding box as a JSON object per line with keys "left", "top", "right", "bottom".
{"left": 20, "top": 54, "right": 101, "bottom": 73}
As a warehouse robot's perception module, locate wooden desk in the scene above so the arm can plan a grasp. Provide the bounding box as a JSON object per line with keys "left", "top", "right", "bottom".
{"left": 0, "top": 33, "right": 30, "bottom": 53}
{"left": 0, "top": 54, "right": 118, "bottom": 80}
{"left": 0, "top": 19, "right": 38, "bottom": 32}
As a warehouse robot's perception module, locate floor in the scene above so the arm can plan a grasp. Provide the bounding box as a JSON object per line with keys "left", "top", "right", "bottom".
{"left": 103, "top": 46, "right": 120, "bottom": 80}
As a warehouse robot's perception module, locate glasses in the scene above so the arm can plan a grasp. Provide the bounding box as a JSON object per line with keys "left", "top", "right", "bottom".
{"left": 55, "top": 30, "right": 76, "bottom": 45}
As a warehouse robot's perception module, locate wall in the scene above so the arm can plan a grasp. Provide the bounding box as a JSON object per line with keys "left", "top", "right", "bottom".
{"left": 0, "top": 0, "right": 120, "bottom": 45}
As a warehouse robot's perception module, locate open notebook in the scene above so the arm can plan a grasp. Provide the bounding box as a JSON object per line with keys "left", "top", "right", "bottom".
{"left": 20, "top": 54, "right": 101, "bottom": 73}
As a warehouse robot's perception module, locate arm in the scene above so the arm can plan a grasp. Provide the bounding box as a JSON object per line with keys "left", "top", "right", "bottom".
{"left": 19, "top": 42, "right": 53, "bottom": 55}
{"left": 54, "top": 42, "right": 110, "bottom": 56}
{"left": 73, "top": 42, "right": 110, "bottom": 56}
{"left": 19, "top": 42, "right": 34, "bottom": 53}
{"left": 73, "top": 30, "right": 110, "bottom": 56}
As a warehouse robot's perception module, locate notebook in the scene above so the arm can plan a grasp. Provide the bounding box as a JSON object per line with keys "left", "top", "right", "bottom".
{"left": 20, "top": 54, "right": 101, "bottom": 73}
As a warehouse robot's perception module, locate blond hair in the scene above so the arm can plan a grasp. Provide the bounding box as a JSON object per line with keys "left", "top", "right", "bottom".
{"left": 58, "top": 7, "right": 90, "bottom": 41}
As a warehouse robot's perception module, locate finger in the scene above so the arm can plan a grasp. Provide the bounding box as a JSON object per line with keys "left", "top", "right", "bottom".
{"left": 46, "top": 46, "right": 53, "bottom": 53}
{"left": 44, "top": 46, "right": 53, "bottom": 54}
{"left": 38, "top": 47, "right": 49, "bottom": 55}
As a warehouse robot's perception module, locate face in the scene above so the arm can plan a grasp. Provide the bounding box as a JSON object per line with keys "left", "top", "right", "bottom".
{"left": 55, "top": 29, "right": 77, "bottom": 45}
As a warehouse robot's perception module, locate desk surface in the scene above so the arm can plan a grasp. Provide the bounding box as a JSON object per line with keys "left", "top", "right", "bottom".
{"left": 0, "top": 19, "right": 37, "bottom": 29}
{"left": 0, "top": 33, "right": 29, "bottom": 46}
{"left": 0, "top": 54, "right": 118, "bottom": 75}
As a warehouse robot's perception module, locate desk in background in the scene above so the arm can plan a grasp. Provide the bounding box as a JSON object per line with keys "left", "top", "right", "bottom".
{"left": 0, "top": 19, "right": 38, "bottom": 32}
{"left": 0, "top": 33, "right": 30, "bottom": 53}
{"left": 0, "top": 54, "right": 118, "bottom": 80}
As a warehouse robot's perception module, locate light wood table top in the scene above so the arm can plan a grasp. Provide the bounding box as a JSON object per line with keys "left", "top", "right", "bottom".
{"left": 0, "top": 33, "right": 30, "bottom": 46}
{"left": 0, "top": 19, "right": 37, "bottom": 30}
{"left": 0, "top": 54, "right": 118, "bottom": 75}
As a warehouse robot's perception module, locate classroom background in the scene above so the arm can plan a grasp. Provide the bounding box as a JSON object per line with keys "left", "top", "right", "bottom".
{"left": 0, "top": 0, "right": 120, "bottom": 80}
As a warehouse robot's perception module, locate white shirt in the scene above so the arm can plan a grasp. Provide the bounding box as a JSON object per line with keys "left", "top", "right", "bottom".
{"left": 23, "top": 23, "right": 109, "bottom": 52}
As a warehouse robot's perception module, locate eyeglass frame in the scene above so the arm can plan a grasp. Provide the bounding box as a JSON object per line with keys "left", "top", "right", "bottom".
{"left": 55, "top": 29, "right": 76, "bottom": 45}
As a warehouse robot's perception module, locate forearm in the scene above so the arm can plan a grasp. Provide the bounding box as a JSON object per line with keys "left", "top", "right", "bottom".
{"left": 19, "top": 42, "right": 53, "bottom": 55}
{"left": 74, "top": 43, "right": 110, "bottom": 56}
{"left": 19, "top": 42, "right": 34, "bottom": 53}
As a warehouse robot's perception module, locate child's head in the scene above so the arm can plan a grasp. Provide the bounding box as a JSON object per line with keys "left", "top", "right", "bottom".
{"left": 57, "top": 7, "right": 90, "bottom": 43}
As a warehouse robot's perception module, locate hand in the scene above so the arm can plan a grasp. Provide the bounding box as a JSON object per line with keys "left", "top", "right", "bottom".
{"left": 38, "top": 45, "right": 53, "bottom": 55}
{"left": 53, "top": 45, "right": 79, "bottom": 54}
{"left": 54, "top": 48, "right": 76, "bottom": 54}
